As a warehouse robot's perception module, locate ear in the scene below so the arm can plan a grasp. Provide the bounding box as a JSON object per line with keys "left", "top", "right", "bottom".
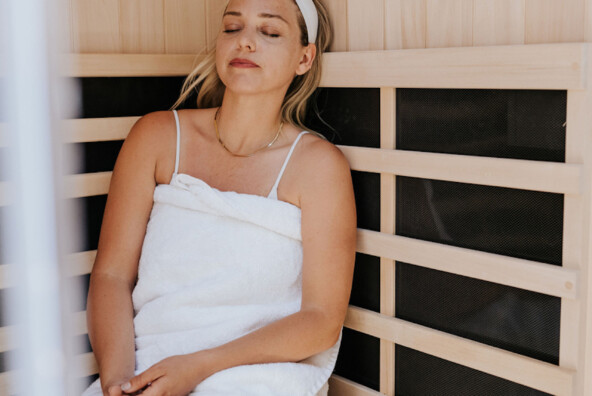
{"left": 295, "top": 44, "right": 317, "bottom": 76}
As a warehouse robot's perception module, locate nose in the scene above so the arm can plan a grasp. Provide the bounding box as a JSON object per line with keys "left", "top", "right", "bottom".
{"left": 236, "top": 28, "right": 256, "bottom": 51}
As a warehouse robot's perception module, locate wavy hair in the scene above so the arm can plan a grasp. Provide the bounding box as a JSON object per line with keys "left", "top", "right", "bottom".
{"left": 169, "top": 0, "right": 332, "bottom": 140}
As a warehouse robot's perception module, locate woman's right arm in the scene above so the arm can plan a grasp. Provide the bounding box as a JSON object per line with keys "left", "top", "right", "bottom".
{"left": 86, "top": 112, "right": 172, "bottom": 395}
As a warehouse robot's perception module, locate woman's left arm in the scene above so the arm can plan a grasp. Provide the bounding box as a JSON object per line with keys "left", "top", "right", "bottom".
{"left": 121, "top": 142, "right": 357, "bottom": 396}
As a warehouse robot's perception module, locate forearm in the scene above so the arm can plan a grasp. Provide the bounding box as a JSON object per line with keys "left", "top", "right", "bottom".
{"left": 87, "top": 273, "right": 136, "bottom": 386}
{"left": 197, "top": 309, "right": 341, "bottom": 378}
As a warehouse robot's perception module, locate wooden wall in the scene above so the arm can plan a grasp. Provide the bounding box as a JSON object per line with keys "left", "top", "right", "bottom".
{"left": 68, "top": 0, "right": 592, "bottom": 54}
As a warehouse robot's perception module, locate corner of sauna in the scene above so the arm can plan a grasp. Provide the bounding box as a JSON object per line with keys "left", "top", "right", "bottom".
{"left": 2, "top": 0, "right": 592, "bottom": 395}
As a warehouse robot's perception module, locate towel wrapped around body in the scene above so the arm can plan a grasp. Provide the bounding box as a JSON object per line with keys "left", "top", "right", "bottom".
{"left": 82, "top": 172, "right": 342, "bottom": 396}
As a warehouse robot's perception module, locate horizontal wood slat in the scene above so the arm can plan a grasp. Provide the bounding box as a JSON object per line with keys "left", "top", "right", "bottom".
{"left": 344, "top": 306, "right": 575, "bottom": 396}
{"left": 357, "top": 229, "right": 578, "bottom": 299}
{"left": 62, "top": 117, "right": 139, "bottom": 143}
{"left": 54, "top": 44, "right": 589, "bottom": 90}
{"left": 328, "top": 374, "right": 384, "bottom": 396}
{"left": 64, "top": 53, "right": 205, "bottom": 77}
{"left": 337, "top": 146, "right": 582, "bottom": 195}
{"left": 1, "top": 147, "right": 578, "bottom": 204}
{"left": 0, "top": 228, "right": 576, "bottom": 300}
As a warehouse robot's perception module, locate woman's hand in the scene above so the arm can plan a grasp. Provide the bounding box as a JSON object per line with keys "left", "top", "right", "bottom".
{"left": 120, "top": 353, "right": 211, "bottom": 396}
{"left": 102, "top": 379, "right": 139, "bottom": 396}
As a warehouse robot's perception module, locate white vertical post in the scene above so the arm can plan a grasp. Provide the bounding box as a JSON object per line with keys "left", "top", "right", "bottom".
{"left": 0, "top": 0, "right": 77, "bottom": 394}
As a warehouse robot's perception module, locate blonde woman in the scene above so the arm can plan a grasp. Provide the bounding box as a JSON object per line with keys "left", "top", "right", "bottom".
{"left": 82, "top": 0, "right": 356, "bottom": 395}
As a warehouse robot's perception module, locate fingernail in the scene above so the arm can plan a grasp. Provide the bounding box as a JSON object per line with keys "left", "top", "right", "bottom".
{"left": 121, "top": 382, "right": 131, "bottom": 391}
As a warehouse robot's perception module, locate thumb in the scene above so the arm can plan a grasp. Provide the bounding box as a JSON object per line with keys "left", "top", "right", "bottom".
{"left": 106, "top": 384, "right": 122, "bottom": 396}
{"left": 121, "top": 370, "right": 155, "bottom": 394}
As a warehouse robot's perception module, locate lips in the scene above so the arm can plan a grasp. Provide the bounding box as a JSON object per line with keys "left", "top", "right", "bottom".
{"left": 230, "top": 58, "right": 259, "bottom": 68}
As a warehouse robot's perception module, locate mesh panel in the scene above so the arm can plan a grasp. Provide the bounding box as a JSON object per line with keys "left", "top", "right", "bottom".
{"left": 333, "top": 328, "right": 380, "bottom": 391}
{"left": 394, "top": 88, "right": 565, "bottom": 392}
{"left": 395, "top": 345, "right": 552, "bottom": 396}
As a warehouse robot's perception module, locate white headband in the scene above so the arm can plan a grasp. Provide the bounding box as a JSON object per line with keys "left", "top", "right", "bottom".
{"left": 295, "top": 0, "right": 318, "bottom": 44}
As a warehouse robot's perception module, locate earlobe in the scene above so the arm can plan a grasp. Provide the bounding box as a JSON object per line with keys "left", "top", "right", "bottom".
{"left": 295, "top": 44, "right": 317, "bottom": 76}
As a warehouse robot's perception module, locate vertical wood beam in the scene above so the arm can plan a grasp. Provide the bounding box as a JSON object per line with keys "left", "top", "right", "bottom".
{"left": 379, "top": 87, "right": 396, "bottom": 396}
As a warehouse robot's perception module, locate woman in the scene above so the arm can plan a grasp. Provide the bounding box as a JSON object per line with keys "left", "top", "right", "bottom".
{"left": 82, "top": 0, "right": 356, "bottom": 395}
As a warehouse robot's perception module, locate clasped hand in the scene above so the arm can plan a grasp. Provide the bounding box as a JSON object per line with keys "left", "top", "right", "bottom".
{"left": 104, "top": 353, "right": 211, "bottom": 396}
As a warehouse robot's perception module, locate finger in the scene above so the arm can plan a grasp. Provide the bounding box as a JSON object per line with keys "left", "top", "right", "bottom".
{"left": 106, "top": 384, "right": 123, "bottom": 396}
{"left": 121, "top": 368, "right": 160, "bottom": 394}
{"left": 134, "top": 380, "right": 164, "bottom": 396}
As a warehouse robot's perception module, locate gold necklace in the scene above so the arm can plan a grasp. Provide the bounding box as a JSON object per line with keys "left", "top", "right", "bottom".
{"left": 214, "top": 107, "right": 283, "bottom": 157}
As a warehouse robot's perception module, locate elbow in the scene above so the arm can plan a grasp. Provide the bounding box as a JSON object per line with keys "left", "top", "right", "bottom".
{"left": 305, "top": 309, "right": 344, "bottom": 351}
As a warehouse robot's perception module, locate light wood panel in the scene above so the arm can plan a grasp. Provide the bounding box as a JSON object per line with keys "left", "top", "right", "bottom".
{"left": 120, "top": 0, "right": 166, "bottom": 53}
{"left": 320, "top": 44, "right": 586, "bottom": 89}
{"left": 59, "top": 44, "right": 588, "bottom": 89}
{"left": 328, "top": 375, "right": 384, "bottom": 396}
{"left": 525, "top": 0, "right": 586, "bottom": 44}
{"left": 357, "top": 229, "right": 578, "bottom": 300}
{"left": 473, "top": 0, "right": 525, "bottom": 46}
{"left": 164, "top": 0, "right": 207, "bottom": 54}
{"left": 70, "top": 0, "right": 121, "bottom": 53}
{"left": 347, "top": 0, "right": 384, "bottom": 51}
{"left": 345, "top": 306, "right": 575, "bottom": 396}
{"left": 67, "top": 0, "right": 592, "bottom": 54}
{"left": 379, "top": 87, "right": 396, "bottom": 395}
{"left": 321, "top": 0, "right": 348, "bottom": 51}
{"left": 338, "top": 147, "right": 582, "bottom": 195}
{"left": 205, "top": 0, "right": 227, "bottom": 51}
{"left": 562, "top": 44, "right": 592, "bottom": 395}
{"left": 384, "top": 0, "right": 427, "bottom": 50}
{"left": 426, "top": 0, "right": 472, "bottom": 48}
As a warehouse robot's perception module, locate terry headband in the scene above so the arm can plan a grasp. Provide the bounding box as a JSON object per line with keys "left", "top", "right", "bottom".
{"left": 295, "top": 0, "right": 318, "bottom": 44}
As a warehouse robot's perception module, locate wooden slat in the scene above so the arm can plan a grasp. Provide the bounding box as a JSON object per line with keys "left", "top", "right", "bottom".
{"left": 379, "top": 87, "right": 396, "bottom": 395}
{"left": 347, "top": 0, "right": 384, "bottom": 51}
{"left": 357, "top": 229, "right": 578, "bottom": 299}
{"left": 61, "top": 116, "right": 138, "bottom": 143}
{"left": 63, "top": 53, "right": 202, "bottom": 77}
{"left": 337, "top": 146, "right": 583, "bottom": 195}
{"left": 59, "top": 44, "right": 589, "bottom": 90}
{"left": 72, "top": 310, "right": 89, "bottom": 336}
{"left": 26, "top": 146, "right": 579, "bottom": 203}
{"left": 473, "top": 0, "right": 525, "bottom": 46}
{"left": 344, "top": 306, "right": 575, "bottom": 396}
{"left": 328, "top": 374, "right": 383, "bottom": 396}
{"left": 384, "top": 0, "right": 427, "bottom": 50}
{"left": 62, "top": 171, "right": 112, "bottom": 198}
{"left": 426, "top": 0, "right": 472, "bottom": 48}
{"left": 164, "top": 0, "right": 207, "bottom": 54}
{"left": 562, "top": 46, "right": 592, "bottom": 394}
{"left": 322, "top": 0, "right": 348, "bottom": 52}
{"left": 66, "top": 250, "right": 96, "bottom": 277}
{"left": 74, "top": 352, "right": 99, "bottom": 377}
{"left": 525, "top": 0, "right": 585, "bottom": 44}
{"left": 0, "top": 371, "right": 17, "bottom": 396}
{"left": 205, "top": 0, "right": 226, "bottom": 51}
{"left": 120, "top": 0, "right": 165, "bottom": 53}
{"left": 321, "top": 43, "right": 588, "bottom": 89}
{"left": 70, "top": 0, "right": 120, "bottom": 53}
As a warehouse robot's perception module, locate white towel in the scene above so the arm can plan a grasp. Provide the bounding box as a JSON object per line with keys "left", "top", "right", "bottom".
{"left": 81, "top": 173, "right": 341, "bottom": 396}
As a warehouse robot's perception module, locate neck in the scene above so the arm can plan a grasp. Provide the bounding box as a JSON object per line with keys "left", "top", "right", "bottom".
{"left": 215, "top": 92, "right": 286, "bottom": 155}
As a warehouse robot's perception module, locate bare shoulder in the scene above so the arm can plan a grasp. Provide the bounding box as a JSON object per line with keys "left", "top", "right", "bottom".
{"left": 296, "top": 132, "right": 354, "bottom": 203}
{"left": 124, "top": 109, "right": 207, "bottom": 183}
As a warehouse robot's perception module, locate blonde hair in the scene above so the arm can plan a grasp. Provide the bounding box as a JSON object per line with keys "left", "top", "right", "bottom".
{"left": 169, "top": 0, "right": 332, "bottom": 140}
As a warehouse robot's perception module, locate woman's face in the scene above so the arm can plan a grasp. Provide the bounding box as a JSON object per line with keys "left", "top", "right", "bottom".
{"left": 215, "top": 0, "right": 315, "bottom": 96}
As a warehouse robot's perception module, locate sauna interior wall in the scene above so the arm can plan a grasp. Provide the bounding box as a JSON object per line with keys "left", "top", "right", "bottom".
{"left": 68, "top": 0, "right": 592, "bottom": 54}
{"left": 58, "top": 0, "right": 592, "bottom": 394}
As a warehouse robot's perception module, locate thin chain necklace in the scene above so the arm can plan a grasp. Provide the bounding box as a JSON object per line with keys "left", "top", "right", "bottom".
{"left": 213, "top": 107, "right": 284, "bottom": 157}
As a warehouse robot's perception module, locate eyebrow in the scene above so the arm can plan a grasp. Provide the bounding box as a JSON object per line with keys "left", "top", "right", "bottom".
{"left": 223, "top": 11, "right": 289, "bottom": 25}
